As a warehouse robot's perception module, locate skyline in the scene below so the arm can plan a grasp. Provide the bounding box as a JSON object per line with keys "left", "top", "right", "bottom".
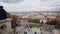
{"left": 0, "top": 0, "right": 60, "bottom": 12}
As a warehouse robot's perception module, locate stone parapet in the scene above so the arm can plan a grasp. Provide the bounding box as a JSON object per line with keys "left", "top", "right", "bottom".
{"left": 0, "top": 18, "right": 13, "bottom": 34}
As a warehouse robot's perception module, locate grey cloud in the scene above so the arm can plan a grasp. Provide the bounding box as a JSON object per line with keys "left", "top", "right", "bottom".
{"left": 51, "top": 8, "right": 60, "bottom": 11}
{"left": 0, "top": 0, "right": 23, "bottom": 3}
{"left": 40, "top": 0, "right": 51, "bottom": 2}
{"left": 1, "top": 0, "right": 60, "bottom": 12}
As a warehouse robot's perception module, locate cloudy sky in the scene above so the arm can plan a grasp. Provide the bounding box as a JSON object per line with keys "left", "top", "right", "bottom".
{"left": 0, "top": 0, "right": 60, "bottom": 12}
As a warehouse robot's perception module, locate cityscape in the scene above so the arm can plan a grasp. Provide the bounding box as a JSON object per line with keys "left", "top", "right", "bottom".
{"left": 0, "top": 0, "right": 60, "bottom": 34}
{"left": 1, "top": 11, "right": 59, "bottom": 34}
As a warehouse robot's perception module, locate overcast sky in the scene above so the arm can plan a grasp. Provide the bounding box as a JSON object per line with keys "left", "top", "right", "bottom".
{"left": 0, "top": 0, "right": 60, "bottom": 12}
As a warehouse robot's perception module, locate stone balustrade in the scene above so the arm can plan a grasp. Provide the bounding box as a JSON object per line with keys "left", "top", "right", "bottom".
{"left": 0, "top": 18, "right": 13, "bottom": 34}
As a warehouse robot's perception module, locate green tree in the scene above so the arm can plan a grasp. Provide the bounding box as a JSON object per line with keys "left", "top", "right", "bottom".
{"left": 46, "top": 20, "right": 58, "bottom": 25}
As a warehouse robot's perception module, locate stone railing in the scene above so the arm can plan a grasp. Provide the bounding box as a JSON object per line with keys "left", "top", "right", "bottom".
{"left": 0, "top": 18, "right": 13, "bottom": 34}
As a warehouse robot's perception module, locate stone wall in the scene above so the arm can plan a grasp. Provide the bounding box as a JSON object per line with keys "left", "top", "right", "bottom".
{"left": 0, "top": 18, "right": 13, "bottom": 34}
